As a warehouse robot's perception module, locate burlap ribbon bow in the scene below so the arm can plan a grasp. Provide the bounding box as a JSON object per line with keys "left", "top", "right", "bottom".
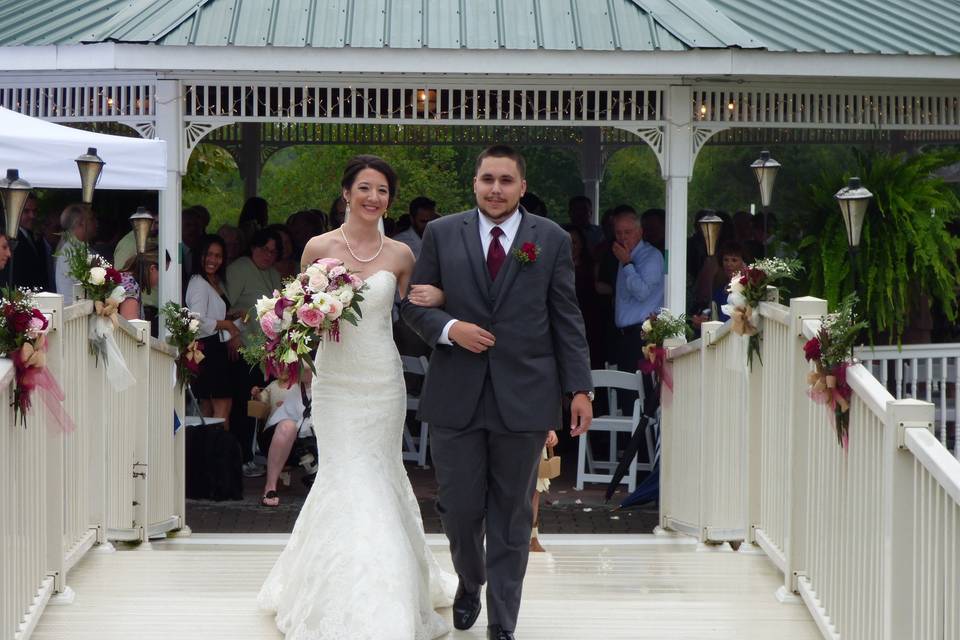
{"left": 642, "top": 342, "right": 658, "bottom": 364}
{"left": 184, "top": 340, "right": 205, "bottom": 365}
{"left": 730, "top": 305, "right": 759, "bottom": 337}
{"left": 94, "top": 297, "right": 122, "bottom": 328}
{"left": 18, "top": 335, "right": 47, "bottom": 369}
{"left": 808, "top": 366, "right": 850, "bottom": 413}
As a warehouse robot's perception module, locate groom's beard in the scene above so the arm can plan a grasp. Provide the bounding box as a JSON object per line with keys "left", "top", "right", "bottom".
{"left": 477, "top": 199, "right": 521, "bottom": 223}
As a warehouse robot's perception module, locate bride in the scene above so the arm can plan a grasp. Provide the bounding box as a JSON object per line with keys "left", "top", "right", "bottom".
{"left": 257, "top": 155, "right": 457, "bottom": 639}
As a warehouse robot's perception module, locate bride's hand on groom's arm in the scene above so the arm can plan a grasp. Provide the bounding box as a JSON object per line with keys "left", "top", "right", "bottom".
{"left": 406, "top": 284, "right": 445, "bottom": 308}
{"left": 448, "top": 321, "right": 495, "bottom": 353}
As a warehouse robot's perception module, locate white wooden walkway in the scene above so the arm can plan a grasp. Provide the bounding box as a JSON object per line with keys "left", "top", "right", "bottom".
{"left": 31, "top": 534, "right": 818, "bottom": 640}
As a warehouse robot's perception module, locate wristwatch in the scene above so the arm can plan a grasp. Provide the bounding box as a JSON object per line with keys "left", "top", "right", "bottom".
{"left": 573, "top": 390, "right": 595, "bottom": 402}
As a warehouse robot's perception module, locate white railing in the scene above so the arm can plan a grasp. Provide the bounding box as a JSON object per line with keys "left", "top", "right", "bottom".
{"left": 3, "top": 295, "right": 187, "bottom": 640}
{"left": 857, "top": 343, "right": 959, "bottom": 458}
{"left": 661, "top": 322, "right": 748, "bottom": 543}
{"left": 60, "top": 299, "right": 104, "bottom": 570}
{"left": 663, "top": 294, "right": 960, "bottom": 638}
{"left": 146, "top": 338, "right": 187, "bottom": 537}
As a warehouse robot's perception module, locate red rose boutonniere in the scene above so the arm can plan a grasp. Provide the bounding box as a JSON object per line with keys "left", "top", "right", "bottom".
{"left": 513, "top": 242, "right": 540, "bottom": 265}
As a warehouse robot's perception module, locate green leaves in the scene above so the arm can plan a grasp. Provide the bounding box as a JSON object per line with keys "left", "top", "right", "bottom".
{"left": 799, "top": 149, "right": 960, "bottom": 343}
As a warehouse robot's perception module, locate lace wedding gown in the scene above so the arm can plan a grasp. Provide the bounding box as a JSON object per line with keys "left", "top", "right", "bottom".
{"left": 258, "top": 270, "right": 457, "bottom": 639}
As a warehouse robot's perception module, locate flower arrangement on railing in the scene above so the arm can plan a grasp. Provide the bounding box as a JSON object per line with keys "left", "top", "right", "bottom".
{"left": 241, "top": 258, "right": 367, "bottom": 388}
{"left": 803, "top": 296, "right": 867, "bottom": 450}
{"left": 161, "top": 302, "right": 204, "bottom": 390}
{"left": 66, "top": 242, "right": 135, "bottom": 391}
{"left": 0, "top": 287, "right": 71, "bottom": 430}
{"left": 639, "top": 308, "right": 691, "bottom": 392}
{"left": 724, "top": 257, "right": 803, "bottom": 367}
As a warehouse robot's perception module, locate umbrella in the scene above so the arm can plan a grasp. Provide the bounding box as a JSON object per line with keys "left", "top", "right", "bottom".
{"left": 603, "top": 413, "right": 652, "bottom": 502}
{"left": 618, "top": 459, "right": 659, "bottom": 509}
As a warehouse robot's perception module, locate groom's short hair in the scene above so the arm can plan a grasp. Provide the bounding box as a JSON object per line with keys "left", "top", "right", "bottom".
{"left": 476, "top": 145, "right": 526, "bottom": 178}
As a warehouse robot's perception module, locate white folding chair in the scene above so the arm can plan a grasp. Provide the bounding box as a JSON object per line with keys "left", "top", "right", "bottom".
{"left": 576, "top": 369, "right": 649, "bottom": 492}
{"left": 401, "top": 355, "right": 430, "bottom": 468}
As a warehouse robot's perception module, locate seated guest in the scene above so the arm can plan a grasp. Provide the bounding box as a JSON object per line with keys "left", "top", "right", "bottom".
{"left": 186, "top": 234, "right": 239, "bottom": 431}
{"left": 114, "top": 208, "right": 159, "bottom": 314}
{"left": 55, "top": 204, "right": 98, "bottom": 304}
{"left": 0, "top": 231, "right": 12, "bottom": 271}
{"left": 118, "top": 248, "right": 159, "bottom": 321}
{"left": 216, "top": 224, "right": 243, "bottom": 265}
{"left": 266, "top": 224, "right": 297, "bottom": 279}
{"left": 252, "top": 372, "right": 313, "bottom": 508}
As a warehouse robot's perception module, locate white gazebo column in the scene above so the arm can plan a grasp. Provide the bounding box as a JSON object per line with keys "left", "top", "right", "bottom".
{"left": 155, "top": 79, "right": 184, "bottom": 311}
{"left": 663, "top": 86, "right": 693, "bottom": 315}
{"left": 580, "top": 127, "right": 603, "bottom": 224}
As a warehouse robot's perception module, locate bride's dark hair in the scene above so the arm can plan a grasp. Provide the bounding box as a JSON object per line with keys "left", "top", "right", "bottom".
{"left": 341, "top": 155, "right": 398, "bottom": 205}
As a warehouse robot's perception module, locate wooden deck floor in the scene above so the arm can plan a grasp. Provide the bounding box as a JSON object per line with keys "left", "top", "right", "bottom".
{"left": 31, "top": 534, "right": 819, "bottom": 640}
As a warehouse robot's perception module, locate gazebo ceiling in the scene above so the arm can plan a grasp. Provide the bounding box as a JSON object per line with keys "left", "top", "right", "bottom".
{"left": 1, "top": 0, "right": 958, "bottom": 57}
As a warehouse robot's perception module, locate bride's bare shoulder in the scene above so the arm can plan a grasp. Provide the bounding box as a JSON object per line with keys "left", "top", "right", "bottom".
{"left": 301, "top": 231, "right": 342, "bottom": 266}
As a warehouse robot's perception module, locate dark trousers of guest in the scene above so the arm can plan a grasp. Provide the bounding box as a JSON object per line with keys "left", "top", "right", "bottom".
{"left": 614, "top": 324, "right": 658, "bottom": 417}
{"left": 229, "top": 359, "right": 264, "bottom": 463}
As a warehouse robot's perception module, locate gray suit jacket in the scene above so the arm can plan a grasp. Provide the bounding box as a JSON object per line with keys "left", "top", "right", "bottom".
{"left": 400, "top": 208, "right": 593, "bottom": 431}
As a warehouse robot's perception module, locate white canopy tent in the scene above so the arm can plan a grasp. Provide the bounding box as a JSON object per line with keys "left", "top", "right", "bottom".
{"left": 0, "top": 107, "right": 166, "bottom": 191}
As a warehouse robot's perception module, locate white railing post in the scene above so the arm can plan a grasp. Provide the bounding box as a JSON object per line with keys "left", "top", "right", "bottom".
{"left": 883, "top": 399, "right": 935, "bottom": 640}
{"left": 746, "top": 346, "right": 763, "bottom": 545}
{"left": 35, "top": 293, "right": 66, "bottom": 595}
{"left": 783, "top": 296, "right": 827, "bottom": 599}
{"left": 699, "top": 321, "right": 723, "bottom": 543}
{"left": 128, "top": 320, "right": 152, "bottom": 546}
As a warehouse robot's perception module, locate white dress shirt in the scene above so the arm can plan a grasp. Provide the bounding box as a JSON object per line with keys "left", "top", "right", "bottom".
{"left": 438, "top": 208, "right": 521, "bottom": 345}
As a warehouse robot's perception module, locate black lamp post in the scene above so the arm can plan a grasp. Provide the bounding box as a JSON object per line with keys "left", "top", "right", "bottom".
{"left": 76, "top": 147, "right": 105, "bottom": 204}
{"left": 0, "top": 169, "right": 32, "bottom": 287}
{"left": 699, "top": 214, "right": 724, "bottom": 320}
{"left": 129, "top": 206, "right": 154, "bottom": 298}
{"left": 750, "top": 150, "right": 781, "bottom": 257}
{"left": 834, "top": 177, "right": 873, "bottom": 299}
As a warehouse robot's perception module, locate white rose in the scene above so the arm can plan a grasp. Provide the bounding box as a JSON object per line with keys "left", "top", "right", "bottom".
{"left": 188, "top": 319, "right": 200, "bottom": 333}
{"left": 88, "top": 267, "right": 106, "bottom": 286}
{"left": 641, "top": 319, "right": 653, "bottom": 333}
{"left": 326, "top": 298, "right": 344, "bottom": 319}
{"left": 255, "top": 295, "right": 275, "bottom": 318}
{"left": 728, "top": 275, "right": 745, "bottom": 295}
{"left": 283, "top": 279, "right": 304, "bottom": 298}
{"left": 307, "top": 272, "right": 329, "bottom": 292}
{"left": 336, "top": 288, "right": 354, "bottom": 306}
{"left": 280, "top": 307, "right": 294, "bottom": 330}
{"left": 328, "top": 265, "right": 347, "bottom": 279}
{"left": 727, "top": 291, "right": 747, "bottom": 308}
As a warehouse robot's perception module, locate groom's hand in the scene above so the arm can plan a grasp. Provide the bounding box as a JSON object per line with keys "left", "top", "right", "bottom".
{"left": 569, "top": 394, "right": 593, "bottom": 437}
{"left": 449, "top": 321, "right": 496, "bottom": 353}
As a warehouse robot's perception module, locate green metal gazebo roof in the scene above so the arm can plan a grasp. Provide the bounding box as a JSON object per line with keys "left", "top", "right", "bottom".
{"left": 0, "top": 0, "right": 958, "bottom": 56}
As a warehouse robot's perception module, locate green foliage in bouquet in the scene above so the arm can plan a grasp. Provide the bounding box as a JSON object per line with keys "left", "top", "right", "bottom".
{"left": 799, "top": 148, "right": 960, "bottom": 343}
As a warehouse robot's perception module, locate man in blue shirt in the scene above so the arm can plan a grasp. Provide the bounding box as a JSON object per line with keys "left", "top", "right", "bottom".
{"left": 611, "top": 206, "right": 664, "bottom": 411}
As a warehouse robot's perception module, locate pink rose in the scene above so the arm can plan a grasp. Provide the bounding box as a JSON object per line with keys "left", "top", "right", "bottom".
{"left": 259, "top": 310, "right": 281, "bottom": 340}
{"left": 348, "top": 274, "right": 363, "bottom": 289}
{"left": 296, "top": 305, "right": 325, "bottom": 328}
{"left": 315, "top": 258, "right": 341, "bottom": 270}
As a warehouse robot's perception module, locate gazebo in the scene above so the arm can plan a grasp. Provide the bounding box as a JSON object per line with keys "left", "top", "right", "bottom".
{"left": 2, "top": 0, "right": 960, "bottom": 315}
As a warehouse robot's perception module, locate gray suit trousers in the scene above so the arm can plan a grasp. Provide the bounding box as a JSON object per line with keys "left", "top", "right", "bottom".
{"left": 430, "top": 376, "right": 546, "bottom": 632}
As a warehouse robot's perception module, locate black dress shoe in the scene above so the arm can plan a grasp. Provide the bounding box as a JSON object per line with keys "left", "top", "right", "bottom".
{"left": 487, "top": 624, "right": 515, "bottom": 640}
{"left": 452, "top": 580, "right": 481, "bottom": 630}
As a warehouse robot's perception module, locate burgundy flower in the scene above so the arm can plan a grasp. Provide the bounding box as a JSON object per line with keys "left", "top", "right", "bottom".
{"left": 748, "top": 268, "right": 765, "bottom": 286}
{"left": 11, "top": 311, "right": 31, "bottom": 333}
{"left": 803, "top": 337, "right": 821, "bottom": 362}
{"left": 274, "top": 296, "right": 294, "bottom": 317}
{"left": 105, "top": 267, "right": 123, "bottom": 284}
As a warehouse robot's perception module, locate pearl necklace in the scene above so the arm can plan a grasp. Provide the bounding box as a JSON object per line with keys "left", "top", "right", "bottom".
{"left": 339, "top": 226, "right": 384, "bottom": 264}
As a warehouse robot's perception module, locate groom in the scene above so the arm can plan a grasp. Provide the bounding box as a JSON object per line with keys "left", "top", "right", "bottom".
{"left": 401, "top": 145, "right": 593, "bottom": 640}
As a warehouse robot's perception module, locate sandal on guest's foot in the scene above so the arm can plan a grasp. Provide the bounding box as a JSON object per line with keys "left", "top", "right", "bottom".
{"left": 529, "top": 537, "right": 546, "bottom": 553}
{"left": 261, "top": 490, "right": 279, "bottom": 507}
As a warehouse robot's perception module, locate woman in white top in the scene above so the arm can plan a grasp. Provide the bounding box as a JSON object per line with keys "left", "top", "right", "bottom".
{"left": 185, "top": 234, "right": 240, "bottom": 429}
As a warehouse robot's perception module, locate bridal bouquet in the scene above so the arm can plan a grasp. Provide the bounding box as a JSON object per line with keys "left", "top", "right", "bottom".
{"left": 0, "top": 287, "right": 71, "bottom": 430}
{"left": 639, "top": 309, "right": 691, "bottom": 392}
{"left": 65, "top": 242, "right": 136, "bottom": 390}
{"left": 724, "top": 257, "right": 802, "bottom": 367}
{"left": 161, "top": 302, "right": 204, "bottom": 390}
{"left": 242, "top": 258, "right": 367, "bottom": 387}
{"left": 803, "top": 296, "right": 867, "bottom": 450}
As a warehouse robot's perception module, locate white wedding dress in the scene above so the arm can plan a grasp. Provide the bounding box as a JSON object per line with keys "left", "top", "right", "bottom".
{"left": 258, "top": 270, "right": 457, "bottom": 639}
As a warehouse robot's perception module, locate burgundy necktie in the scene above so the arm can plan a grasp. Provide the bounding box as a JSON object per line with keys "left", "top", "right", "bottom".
{"left": 486, "top": 226, "right": 506, "bottom": 281}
